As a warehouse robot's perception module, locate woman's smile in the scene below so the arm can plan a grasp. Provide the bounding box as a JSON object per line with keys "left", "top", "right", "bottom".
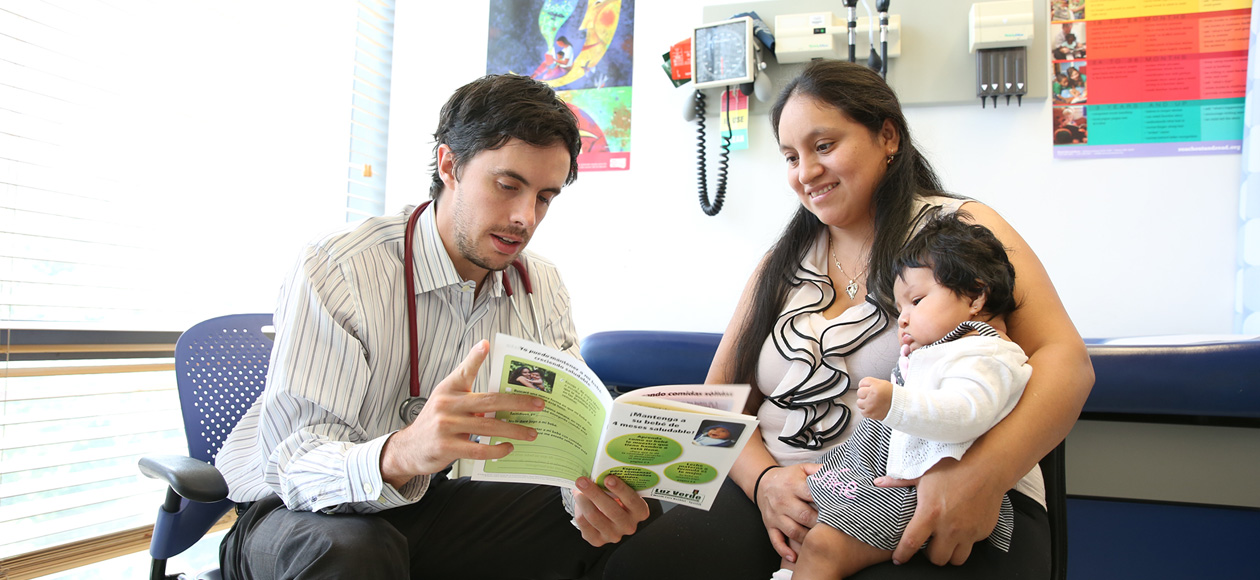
{"left": 809, "top": 183, "right": 838, "bottom": 199}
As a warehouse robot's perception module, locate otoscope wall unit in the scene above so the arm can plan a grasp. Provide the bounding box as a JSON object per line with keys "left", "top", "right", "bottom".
{"left": 699, "top": 0, "right": 1049, "bottom": 110}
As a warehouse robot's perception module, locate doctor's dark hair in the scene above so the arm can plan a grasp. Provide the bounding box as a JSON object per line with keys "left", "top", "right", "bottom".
{"left": 894, "top": 212, "right": 1018, "bottom": 318}
{"left": 727, "top": 60, "right": 955, "bottom": 393}
{"left": 429, "top": 74, "right": 581, "bottom": 199}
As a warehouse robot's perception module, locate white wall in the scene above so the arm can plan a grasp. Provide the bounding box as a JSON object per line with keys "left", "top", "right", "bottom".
{"left": 387, "top": 1, "right": 1241, "bottom": 340}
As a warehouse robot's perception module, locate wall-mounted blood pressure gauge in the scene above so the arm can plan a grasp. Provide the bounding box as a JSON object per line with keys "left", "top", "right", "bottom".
{"left": 692, "top": 16, "right": 755, "bottom": 89}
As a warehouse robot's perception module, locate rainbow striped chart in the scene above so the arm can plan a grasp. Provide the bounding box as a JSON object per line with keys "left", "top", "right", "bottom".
{"left": 1051, "top": 0, "right": 1251, "bottom": 158}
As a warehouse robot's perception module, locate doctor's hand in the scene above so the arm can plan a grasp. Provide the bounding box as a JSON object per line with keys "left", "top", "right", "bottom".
{"left": 571, "top": 475, "right": 652, "bottom": 547}
{"left": 380, "top": 340, "right": 544, "bottom": 488}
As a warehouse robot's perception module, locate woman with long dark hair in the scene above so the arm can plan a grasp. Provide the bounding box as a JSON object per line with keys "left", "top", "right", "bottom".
{"left": 606, "top": 60, "right": 1092, "bottom": 579}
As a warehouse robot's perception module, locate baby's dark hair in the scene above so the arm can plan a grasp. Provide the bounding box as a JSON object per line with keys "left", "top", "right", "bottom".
{"left": 893, "top": 212, "right": 1017, "bottom": 317}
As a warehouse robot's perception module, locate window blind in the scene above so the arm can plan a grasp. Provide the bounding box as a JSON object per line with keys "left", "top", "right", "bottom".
{"left": 1, "top": 0, "right": 391, "bottom": 568}
{"left": 1, "top": 0, "right": 363, "bottom": 332}
{"left": 0, "top": 0, "right": 172, "bottom": 328}
{"left": 0, "top": 360, "right": 184, "bottom": 559}
{"left": 346, "top": 0, "right": 396, "bottom": 222}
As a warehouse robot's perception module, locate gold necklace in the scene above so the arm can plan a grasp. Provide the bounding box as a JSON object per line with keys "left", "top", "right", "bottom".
{"left": 829, "top": 233, "right": 870, "bottom": 300}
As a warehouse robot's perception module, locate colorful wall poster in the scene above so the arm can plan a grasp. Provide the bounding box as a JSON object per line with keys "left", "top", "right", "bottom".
{"left": 1050, "top": 0, "right": 1251, "bottom": 158}
{"left": 487, "top": 0, "right": 635, "bottom": 171}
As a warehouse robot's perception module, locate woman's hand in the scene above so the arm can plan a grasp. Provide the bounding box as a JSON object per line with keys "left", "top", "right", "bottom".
{"left": 876, "top": 458, "right": 1005, "bottom": 566}
{"left": 755, "top": 462, "right": 822, "bottom": 563}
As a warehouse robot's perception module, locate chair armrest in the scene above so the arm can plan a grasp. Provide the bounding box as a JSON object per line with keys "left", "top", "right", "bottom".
{"left": 139, "top": 454, "right": 230, "bottom": 503}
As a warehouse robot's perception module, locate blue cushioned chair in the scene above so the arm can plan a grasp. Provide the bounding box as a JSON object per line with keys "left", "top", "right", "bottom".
{"left": 139, "top": 313, "right": 273, "bottom": 580}
{"left": 582, "top": 330, "right": 1069, "bottom": 580}
{"left": 583, "top": 330, "right": 720, "bottom": 393}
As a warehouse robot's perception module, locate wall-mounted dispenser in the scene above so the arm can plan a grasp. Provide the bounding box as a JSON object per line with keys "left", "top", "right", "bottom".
{"left": 969, "top": 0, "right": 1033, "bottom": 52}
{"left": 968, "top": 0, "right": 1033, "bottom": 107}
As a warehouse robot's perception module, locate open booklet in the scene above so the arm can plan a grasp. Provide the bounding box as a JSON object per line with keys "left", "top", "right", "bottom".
{"left": 468, "top": 333, "right": 759, "bottom": 510}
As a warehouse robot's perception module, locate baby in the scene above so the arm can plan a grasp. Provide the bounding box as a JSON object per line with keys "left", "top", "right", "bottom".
{"left": 693, "top": 424, "right": 737, "bottom": 447}
{"left": 774, "top": 212, "right": 1033, "bottom": 579}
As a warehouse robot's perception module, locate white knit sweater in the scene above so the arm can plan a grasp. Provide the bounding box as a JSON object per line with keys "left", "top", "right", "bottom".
{"left": 882, "top": 335, "right": 1032, "bottom": 480}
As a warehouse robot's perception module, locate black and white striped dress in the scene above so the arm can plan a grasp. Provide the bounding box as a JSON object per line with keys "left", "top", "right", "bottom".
{"left": 806, "top": 321, "right": 1016, "bottom": 552}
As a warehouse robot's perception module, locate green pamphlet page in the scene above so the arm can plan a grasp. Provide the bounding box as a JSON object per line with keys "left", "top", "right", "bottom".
{"left": 470, "top": 333, "right": 759, "bottom": 510}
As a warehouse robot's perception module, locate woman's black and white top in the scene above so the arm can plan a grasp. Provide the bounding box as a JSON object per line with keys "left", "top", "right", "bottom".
{"left": 754, "top": 197, "right": 957, "bottom": 463}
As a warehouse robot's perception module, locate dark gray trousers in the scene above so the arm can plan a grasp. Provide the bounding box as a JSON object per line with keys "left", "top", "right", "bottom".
{"left": 221, "top": 473, "right": 655, "bottom": 580}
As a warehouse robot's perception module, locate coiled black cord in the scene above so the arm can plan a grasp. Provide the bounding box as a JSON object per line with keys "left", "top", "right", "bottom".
{"left": 878, "top": 0, "right": 891, "bottom": 78}
{"left": 694, "top": 89, "right": 731, "bottom": 216}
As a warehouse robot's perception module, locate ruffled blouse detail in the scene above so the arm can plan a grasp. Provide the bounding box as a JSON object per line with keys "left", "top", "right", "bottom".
{"left": 765, "top": 238, "right": 888, "bottom": 450}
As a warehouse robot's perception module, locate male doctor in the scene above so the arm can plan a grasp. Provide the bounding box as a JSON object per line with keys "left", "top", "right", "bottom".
{"left": 215, "top": 73, "right": 653, "bottom": 579}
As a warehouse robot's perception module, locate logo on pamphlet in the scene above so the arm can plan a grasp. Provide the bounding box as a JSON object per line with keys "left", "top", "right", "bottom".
{"left": 650, "top": 487, "right": 706, "bottom": 506}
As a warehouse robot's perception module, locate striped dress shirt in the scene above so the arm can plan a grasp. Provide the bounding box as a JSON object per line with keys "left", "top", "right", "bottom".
{"left": 215, "top": 203, "right": 580, "bottom": 513}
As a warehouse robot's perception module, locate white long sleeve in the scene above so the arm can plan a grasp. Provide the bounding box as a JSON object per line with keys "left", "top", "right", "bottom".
{"left": 881, "top": 336, "right": 1031, "bottom": 479}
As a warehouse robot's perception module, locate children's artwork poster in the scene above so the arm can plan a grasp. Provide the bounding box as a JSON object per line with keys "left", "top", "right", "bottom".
{"left": 487, "top": 0, "right": 635, "bottom": 172}
{"left": 1050, "top": 0, "right": 1251, "bottom": 159}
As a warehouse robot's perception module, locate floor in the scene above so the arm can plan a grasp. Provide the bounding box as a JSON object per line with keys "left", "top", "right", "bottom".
{"left": 36, "top": 531, "right": 224, "bottom": 580}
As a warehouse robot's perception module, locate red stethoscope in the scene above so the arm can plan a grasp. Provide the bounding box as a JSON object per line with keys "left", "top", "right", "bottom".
{"left": 398, "top": 201, "right": 542, "bottom": 423}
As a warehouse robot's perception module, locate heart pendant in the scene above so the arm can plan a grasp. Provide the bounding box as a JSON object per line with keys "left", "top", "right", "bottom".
{"left": 845, "top": 281, "right": 859, "bottom": 300}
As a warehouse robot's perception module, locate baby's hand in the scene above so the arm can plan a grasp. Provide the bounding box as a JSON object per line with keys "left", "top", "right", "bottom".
{"left": 856, "top": 377, "right": 894, "bottom": 421}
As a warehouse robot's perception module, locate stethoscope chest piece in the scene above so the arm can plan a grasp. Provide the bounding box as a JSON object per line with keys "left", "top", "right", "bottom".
{"left": 399, "top": 396, "right": 427, "bottom": 424}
